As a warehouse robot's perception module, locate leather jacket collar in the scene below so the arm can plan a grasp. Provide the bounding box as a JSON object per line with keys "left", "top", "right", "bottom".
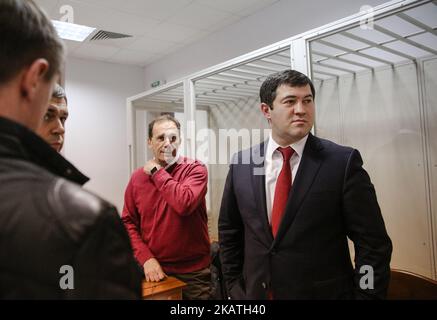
{"left": 0, "top": 116, "right": 89, "bottom": 185}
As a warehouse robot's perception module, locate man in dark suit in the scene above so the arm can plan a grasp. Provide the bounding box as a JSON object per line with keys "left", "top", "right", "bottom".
{"left": 218, "top": 69, "right": 392, "bottom": 299}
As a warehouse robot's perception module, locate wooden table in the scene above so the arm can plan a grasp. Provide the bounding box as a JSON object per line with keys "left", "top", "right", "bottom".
{"left": 142, "top": 276, "right": 187, "bottom": 300}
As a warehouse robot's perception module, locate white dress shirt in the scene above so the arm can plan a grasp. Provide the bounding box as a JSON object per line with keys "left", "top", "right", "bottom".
{"left": 264, "top": 133, "right": 309, "bottom": 225}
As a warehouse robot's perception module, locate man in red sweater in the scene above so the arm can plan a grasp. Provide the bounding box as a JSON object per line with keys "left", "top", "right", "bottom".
{"left": 122, "top": 114, "right": 211, "bottom": 300}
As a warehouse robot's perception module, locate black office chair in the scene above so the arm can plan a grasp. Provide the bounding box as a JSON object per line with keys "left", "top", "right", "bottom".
{"left": 210, "top": 241, "right": 228, "bottom": 300}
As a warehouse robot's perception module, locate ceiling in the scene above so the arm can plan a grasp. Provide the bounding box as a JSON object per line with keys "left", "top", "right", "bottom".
{"left": 310, "top": 1, "right": 437, "bottom": 81}
{"left": 133, "top": 1, "right": 437, "bottom": 108}
{"left": 35, "top": 0, "right": 279, "bottom": 67}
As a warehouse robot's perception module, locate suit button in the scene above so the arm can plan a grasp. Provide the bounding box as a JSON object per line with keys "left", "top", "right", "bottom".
{"left": 262, "top": 282, "right": 266, "bottom": 289}
{"left": 271, "top": 250, "right": 276, "bottom": 255}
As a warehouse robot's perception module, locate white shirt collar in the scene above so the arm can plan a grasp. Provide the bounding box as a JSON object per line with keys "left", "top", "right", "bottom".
{"left": 266, "top": 133, "right": 309, "bottom": 160}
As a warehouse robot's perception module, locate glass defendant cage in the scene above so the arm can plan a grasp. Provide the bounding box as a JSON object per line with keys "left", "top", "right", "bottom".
{"left": 305, "top": 0, "right": 437, "bottom": 279}
{"left": 127, "top": 0, "right": 437, "bottom": 278}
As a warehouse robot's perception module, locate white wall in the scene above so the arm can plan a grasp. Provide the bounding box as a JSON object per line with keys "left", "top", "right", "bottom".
{"left": 143, "top": 0, "right": 388, "bottom": 87}
{"left": 64, "top": 58, "right": 145, "bottom": 212}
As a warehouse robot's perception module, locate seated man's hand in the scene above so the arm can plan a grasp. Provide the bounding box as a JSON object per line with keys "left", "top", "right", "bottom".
{"left": 143, "top": 258, "right": 166, "bottom": 282}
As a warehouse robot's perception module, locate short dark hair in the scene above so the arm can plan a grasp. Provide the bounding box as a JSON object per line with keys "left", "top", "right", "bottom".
{"left": 0, "top": 0, "right": 64, "bottom": 85}
{"left": 52, "top": 84, "right": 67, "bottom": 104}
{"left": 260, "top": 69, "right": 315, "bottom": 108}
{"left": 148, "top": 114, "right": 181, "bottom": 139}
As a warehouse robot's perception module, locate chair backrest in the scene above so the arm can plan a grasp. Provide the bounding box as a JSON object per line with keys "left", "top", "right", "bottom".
{"left": 388, "top": 269, "right": 437, "bottom": 300}
{"left": 210, "top": 241, "right": 228, "bottom": 300}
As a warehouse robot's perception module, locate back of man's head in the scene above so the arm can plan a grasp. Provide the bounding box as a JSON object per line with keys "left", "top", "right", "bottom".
{"left": 0, "top": 0, "right": 64, "bottom": 85}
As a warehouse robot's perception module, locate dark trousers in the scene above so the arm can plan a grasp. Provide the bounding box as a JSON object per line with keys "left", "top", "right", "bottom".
{"left": 170, "top": 267, "right": 211, "bottom": 300}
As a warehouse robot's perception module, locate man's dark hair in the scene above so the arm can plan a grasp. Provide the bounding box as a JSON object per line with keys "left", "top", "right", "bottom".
{"left": 0, "top": 0, "right": 64, "bottom": 84}
{"left": 148, "top": 114, "right": 181, "bottom": 139}
{"left": 260, "top": 69, "right": 316, "bottom": 108}
{"left": 52, "top": 83, "right": 67, "bottom": 104}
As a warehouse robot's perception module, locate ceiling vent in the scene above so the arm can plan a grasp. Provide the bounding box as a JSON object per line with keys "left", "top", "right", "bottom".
{"left": 89, "top": 30, "right": 132, "bottom": 41}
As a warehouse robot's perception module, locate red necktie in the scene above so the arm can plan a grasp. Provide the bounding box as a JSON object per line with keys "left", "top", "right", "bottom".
{"left": 271, "top": 146, "right": 294, "bottom": 237}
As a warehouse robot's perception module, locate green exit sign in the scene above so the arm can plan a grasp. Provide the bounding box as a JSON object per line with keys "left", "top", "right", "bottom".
{"left": 151, "top": 80, "right": 161, "bottom": 88}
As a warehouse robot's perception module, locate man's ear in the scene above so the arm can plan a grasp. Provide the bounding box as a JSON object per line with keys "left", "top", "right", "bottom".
{"left": 260, "top": 103, "right": 271, "bottom": 120}
{"left": 147, "top": 138, "right": 152, "bottom": 148}
{"left": 20, "top": 59, "right": 49, "bottom": 100}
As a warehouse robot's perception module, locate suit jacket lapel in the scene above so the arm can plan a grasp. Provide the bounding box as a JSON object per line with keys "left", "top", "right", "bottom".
{"left": 251, "top": 141, "right": 274, "bottom": 244}
{"left": 274, "top": 134, "right": 324, "bottom": 244}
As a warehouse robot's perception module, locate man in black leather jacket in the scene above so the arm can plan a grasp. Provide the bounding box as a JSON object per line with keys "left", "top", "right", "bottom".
{"left": 0, "top": 0, "right": 142, "bottom": 299}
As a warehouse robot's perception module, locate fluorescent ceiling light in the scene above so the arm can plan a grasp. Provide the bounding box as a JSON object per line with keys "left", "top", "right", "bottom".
{"left": 52, "top": 20, "right": 96, "bottom": 42}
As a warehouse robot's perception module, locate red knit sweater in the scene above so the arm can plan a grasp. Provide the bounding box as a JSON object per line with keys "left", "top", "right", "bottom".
{"left": 122, "top": 157, "right": 210, "bottom": 274}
